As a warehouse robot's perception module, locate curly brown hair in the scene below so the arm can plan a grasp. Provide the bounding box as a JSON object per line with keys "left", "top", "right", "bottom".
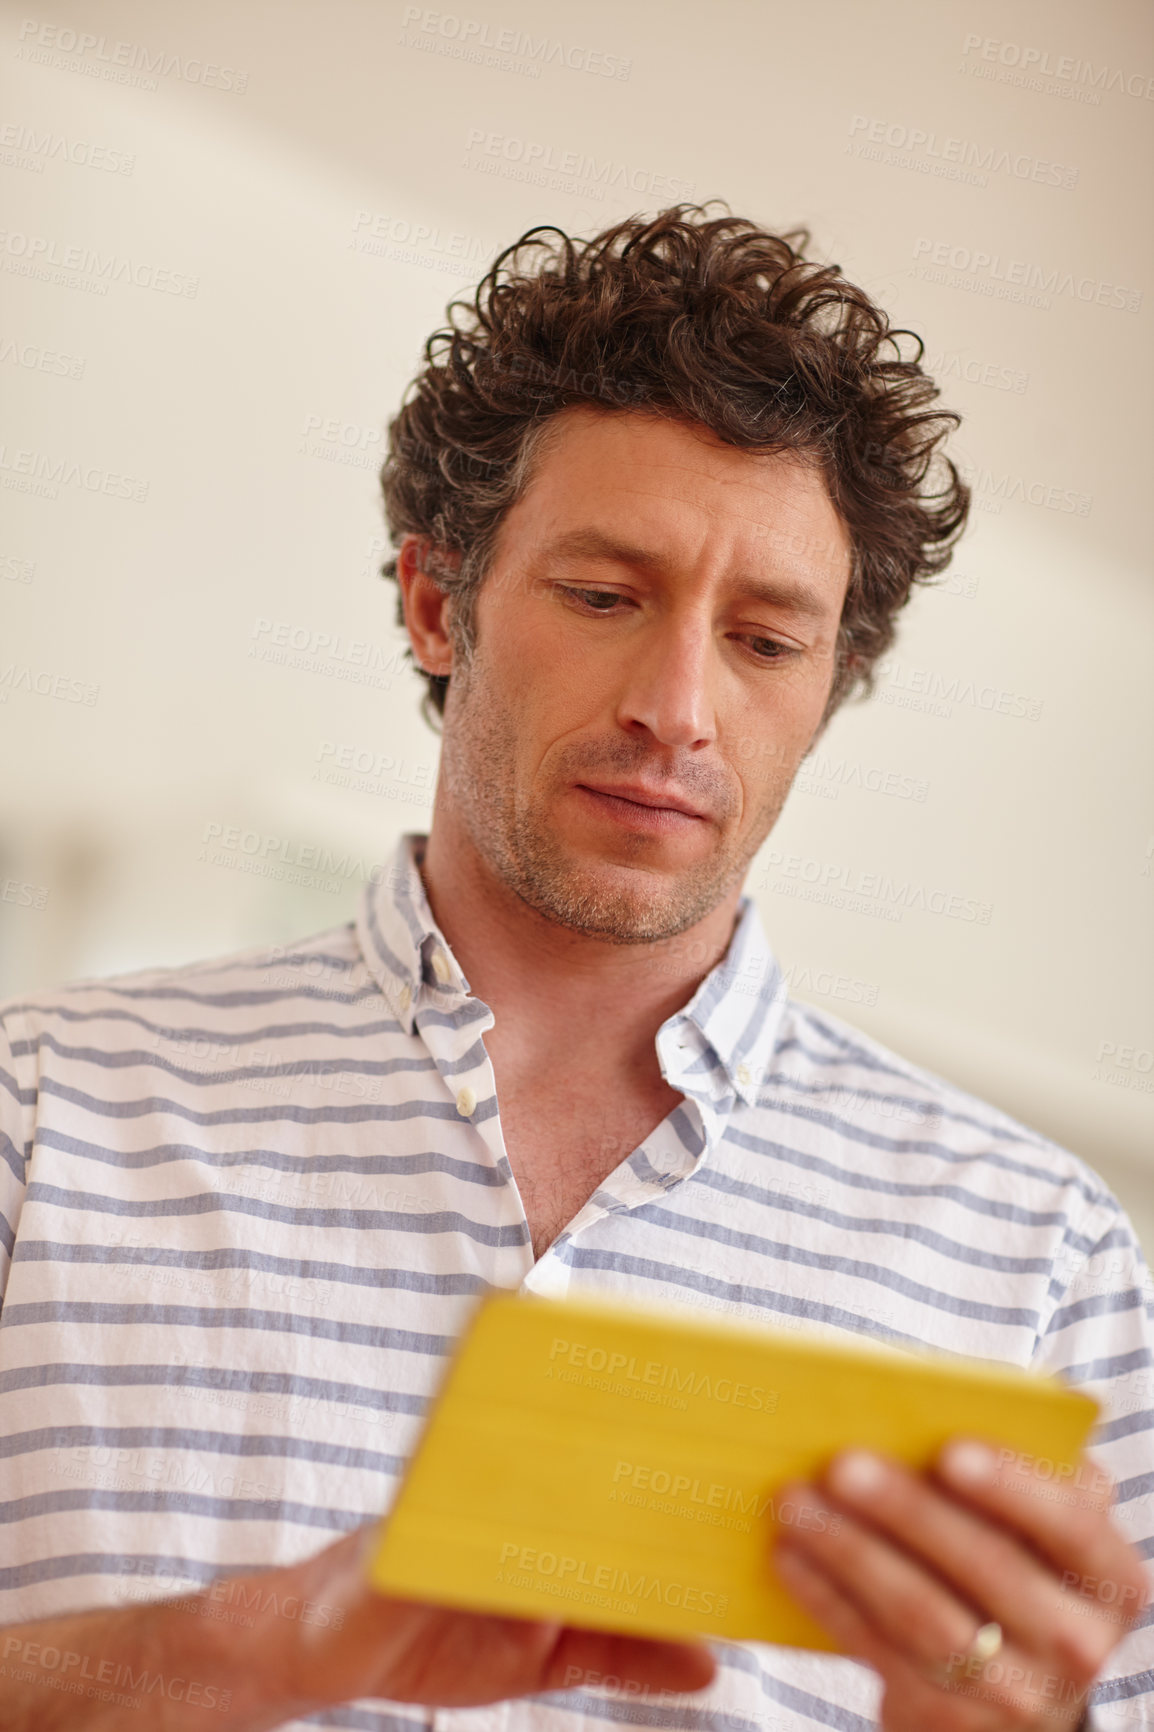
{"left": 379, "top": 202, "right": 969, "bottom": 727}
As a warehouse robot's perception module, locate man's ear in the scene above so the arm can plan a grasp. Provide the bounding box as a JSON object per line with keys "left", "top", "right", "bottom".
{"left": 396, "top": 534, "right": 459, "bottom": 677}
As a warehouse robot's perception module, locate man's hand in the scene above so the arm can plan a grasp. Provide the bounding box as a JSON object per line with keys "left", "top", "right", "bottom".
{"left": 771, "top": 1438, "right": 1150, "bottom": 1731}
{"left": 271, "top": 1522, "right": 717, "bottom": 1715}
{"left": 0, "top": 1524, "right": 717, "bottom": 1728}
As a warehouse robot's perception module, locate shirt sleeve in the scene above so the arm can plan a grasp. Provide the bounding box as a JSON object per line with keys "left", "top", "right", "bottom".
{"left": 1032, "top": 1204, "right": 1154, "bottom": 1729}
{"left": 0, "top": 1007, "right": 31, "bottom": 1309}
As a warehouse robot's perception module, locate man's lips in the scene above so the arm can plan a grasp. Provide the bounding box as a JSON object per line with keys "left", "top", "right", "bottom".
{"left": 575, "top": 782, "right": 708, "bottom": 821}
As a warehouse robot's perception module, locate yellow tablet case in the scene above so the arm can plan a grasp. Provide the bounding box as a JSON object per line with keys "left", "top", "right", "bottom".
{"left": 366, "top": 1289, "right": 1097, "bottom": 1648}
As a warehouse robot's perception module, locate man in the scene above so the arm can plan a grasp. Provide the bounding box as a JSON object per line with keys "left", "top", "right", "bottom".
{"left": 0, "top": 206, "right": 1149, "bottom": 1730}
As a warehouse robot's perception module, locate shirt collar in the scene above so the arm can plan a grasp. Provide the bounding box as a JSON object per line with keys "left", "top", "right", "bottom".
{"left": 355, "top": 832, "right": 786, "bottom": 1102}
{"left": 355, "top": 832, "right": 468, "bottom": 1032}
{"left": 667, "top": 892, "right": 787, "bottom": 1105}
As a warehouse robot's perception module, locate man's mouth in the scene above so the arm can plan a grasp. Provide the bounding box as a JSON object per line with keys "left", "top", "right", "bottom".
{"left": 574, "top": 782, "right": 708, "bottom": 830}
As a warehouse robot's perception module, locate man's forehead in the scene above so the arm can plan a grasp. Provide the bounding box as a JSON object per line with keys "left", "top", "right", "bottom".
{"left": 518, "top": 407, "right": 852, "bottom": 584}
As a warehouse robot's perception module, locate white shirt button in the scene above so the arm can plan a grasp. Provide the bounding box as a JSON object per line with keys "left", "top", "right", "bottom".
{"left": 397, "top": 983, "right": 411, "bottom": 1013}
{"left": 455, "top": 1086, "right": 477, "bottom": 1117}
{"left": 431, "top": 949, "right": 452, "bottom": 985}
{"left": 736, "top": 1063, "right": 752, "bottom": 1087}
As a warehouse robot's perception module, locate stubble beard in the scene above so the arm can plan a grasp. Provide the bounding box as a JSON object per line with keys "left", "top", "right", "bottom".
{"left": 440, "top": 651, "right": 791, "bottom": 946}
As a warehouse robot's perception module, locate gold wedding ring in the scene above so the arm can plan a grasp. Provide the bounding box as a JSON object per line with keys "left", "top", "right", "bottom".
{"left": 967, "top": 1621, "right": 1004, "bottom": 1664}
{"left": 937, "top": 1619, "right": 1004, "bottom": 1688}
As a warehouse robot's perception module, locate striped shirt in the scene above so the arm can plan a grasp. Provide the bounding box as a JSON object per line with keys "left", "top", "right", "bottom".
{"left": 0, "top": 829, "right": 1150, "bottom": 1731}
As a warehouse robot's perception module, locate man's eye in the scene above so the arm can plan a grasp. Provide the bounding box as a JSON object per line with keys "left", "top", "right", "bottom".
{"left": 556, "top": 589, "right": 792, "bottom": 660}
{"left": 745, "top": 636, "right": 791, "bottom": 661}
{"left": 559, "top": 586, "right": 622, "bottom": 612}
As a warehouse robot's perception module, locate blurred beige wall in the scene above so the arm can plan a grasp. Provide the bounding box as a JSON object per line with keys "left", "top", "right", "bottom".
{"left": 1, "top": 0, "right": 1151, "bottom": 1251}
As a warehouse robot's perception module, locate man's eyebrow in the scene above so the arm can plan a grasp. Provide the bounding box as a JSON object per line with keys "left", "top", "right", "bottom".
{"left": 537, "top": 527, "right": 840, "bottom": 621}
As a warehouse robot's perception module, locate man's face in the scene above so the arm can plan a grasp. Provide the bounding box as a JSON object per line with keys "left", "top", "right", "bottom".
{"left": 436, "top": 406, "right": 853, "bottom": 944}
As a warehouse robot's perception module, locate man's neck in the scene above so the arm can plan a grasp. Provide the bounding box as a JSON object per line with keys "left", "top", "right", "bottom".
{"left": 416, "top": 818, "right": 742, "bottom": 1072}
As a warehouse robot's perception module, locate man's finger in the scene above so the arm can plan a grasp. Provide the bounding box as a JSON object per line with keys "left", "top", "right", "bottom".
{"left": 774, "top": 1542, "right": 994, "bottom": 1731}
{"left": 542, "top": 1629, "right": 718, "bottom": 1697}
{"left": 773, "top": 1483, "right": 981, "bottom": 1674}
{"left": 934, "top": 1439, "right": 1150, "bottom": 1620}
{"left": 817, "top": 1448, "right": 1140, "bottom": 1677}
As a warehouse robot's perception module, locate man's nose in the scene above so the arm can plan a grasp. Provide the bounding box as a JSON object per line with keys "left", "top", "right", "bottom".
{"left": 613, "top": 615, "right": 719, "bottom": 749}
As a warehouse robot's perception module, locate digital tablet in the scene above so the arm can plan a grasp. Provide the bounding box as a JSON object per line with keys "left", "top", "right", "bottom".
{"left": 366, "top": 1289, "right": 1097, "bottom": 1647}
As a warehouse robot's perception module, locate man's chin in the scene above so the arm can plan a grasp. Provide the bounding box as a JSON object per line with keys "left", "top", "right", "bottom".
{"left": 507, "top": 849, "right": 720, "bottom": 945}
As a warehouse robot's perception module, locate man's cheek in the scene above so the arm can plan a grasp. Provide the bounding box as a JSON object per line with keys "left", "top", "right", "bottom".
{"left": 729, "top": 734, "right": 791, "bottom": 776}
